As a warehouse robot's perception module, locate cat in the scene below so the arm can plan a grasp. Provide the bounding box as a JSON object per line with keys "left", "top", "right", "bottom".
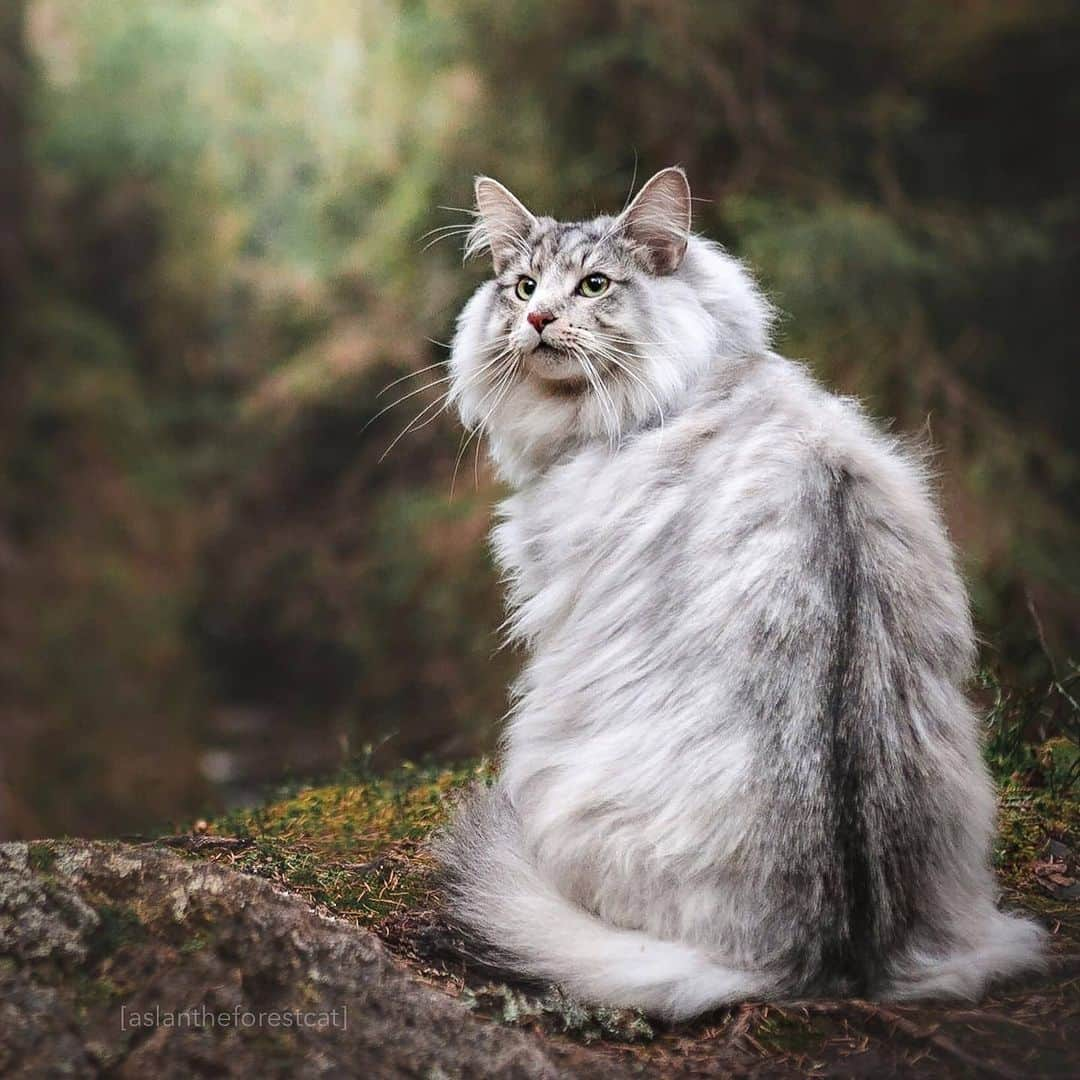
{"left": 433, "top": 166, "right": 1046, "bottom": 1020}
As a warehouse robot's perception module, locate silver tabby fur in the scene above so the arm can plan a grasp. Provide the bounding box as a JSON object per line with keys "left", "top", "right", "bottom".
{"left": 433, "top": 167, "right": 1046, "bottom": 1019}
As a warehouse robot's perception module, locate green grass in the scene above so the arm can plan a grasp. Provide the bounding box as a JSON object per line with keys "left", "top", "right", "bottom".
{"left": 996, "top": 782, "right": 1079, "bottom": 886}
{"left": 978, "top": 662, "right": 1080, "bottom": 797}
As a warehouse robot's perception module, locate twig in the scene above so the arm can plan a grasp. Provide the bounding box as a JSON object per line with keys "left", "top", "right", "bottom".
{"left": 923, "top": 1009, "right": 1038, "bottom": 1031}
{"left": 152, "top": 835, "right": 253, "bottom": 852}
{"left": 335, "top": 854, "right": 394, "bottom": 875}
{"left": 1025, "top": 590, "right": 1059, "bottom": 682}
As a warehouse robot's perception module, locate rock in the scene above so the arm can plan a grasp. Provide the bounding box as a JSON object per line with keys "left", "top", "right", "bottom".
{"left": 1, "top": 838, "right": 1076, "bottom": 1078}
{"left": 0, "top": 840, "right": 637, "bottom": 1078}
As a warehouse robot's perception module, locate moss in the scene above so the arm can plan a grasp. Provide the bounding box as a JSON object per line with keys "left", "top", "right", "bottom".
{"left": 87, "top": 903, "right": 148, "bottom": 962}
{"left": 995, "top": 784, "right": 1079, "bottom": 887}
{"left": 199, "top": 760, "right": 488, "bottom": 926}
{"left": 196, "top": 754, "right": 1076, "bottom": 955}
{"left": 27, "top": 842, "right": 58, "bottom": 874}
{"left": 461, "top": 984, "right": 655, "bottom": 1044}
{"left": 72, "top": 972, "right": 123, "bottom": 1011}
{"left": 188, "top": 745, "right": 1078, "bottom": 1059}
{"left": 749, "top": 1010, "right": 831, "bottom": 1056}
{"left": 180, "top": 931, "right": 210, "bottom": 955}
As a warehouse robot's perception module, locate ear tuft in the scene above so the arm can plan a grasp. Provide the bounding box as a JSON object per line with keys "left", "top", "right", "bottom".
{"left": 617, "top": 166, "right": 691, "bottom": 275}
{"left": 471, "top": 177, "right": 536, "bottom": 273}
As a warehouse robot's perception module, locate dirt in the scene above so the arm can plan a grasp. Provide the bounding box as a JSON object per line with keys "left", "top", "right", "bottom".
{"left": 1, "top": 837, "right": 1076, "bottom": 1078}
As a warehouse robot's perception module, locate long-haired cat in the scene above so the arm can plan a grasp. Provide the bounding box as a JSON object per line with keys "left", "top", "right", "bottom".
{"left": 433, "top": 167, "right": 1045, "bottom": 1019}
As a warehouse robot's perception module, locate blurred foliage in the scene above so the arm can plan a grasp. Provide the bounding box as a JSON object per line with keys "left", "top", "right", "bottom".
{"left": 0, "top": 0, "right": 1077, "bottom": 837}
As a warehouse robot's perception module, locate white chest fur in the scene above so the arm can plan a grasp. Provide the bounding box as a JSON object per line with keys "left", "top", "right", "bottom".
{"left": 491, "top": 412, "right": 772, "bottom": 943}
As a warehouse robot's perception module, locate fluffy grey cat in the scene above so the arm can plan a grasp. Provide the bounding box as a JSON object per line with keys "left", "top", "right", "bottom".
{"left": 433, "top": 167, "right": 1045, "bottom": 1020}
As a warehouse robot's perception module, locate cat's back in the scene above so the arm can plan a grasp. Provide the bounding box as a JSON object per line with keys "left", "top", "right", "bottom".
{"left": 497, "top": 353, "right": 972, "bottom": 683}
{"left": 680, "top": 354, "right": 974, "bottom": 670}
{"left": 683, "top": 353, "right": 936, "bottom": 532}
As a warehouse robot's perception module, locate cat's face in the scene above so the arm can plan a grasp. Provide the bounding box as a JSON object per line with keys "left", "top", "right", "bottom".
{"left": 449, "top": 167, "right": 770, "bottom": 484}
{"left": 467, "top": 168, "right": 691, "bottom": 392}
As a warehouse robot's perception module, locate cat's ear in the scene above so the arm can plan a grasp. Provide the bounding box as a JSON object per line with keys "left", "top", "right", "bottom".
{"left": 617, "top": 166, "right": 692, "bottom": 274}
{"left": 472, "top": 176, "right": 537, "bottom": 273}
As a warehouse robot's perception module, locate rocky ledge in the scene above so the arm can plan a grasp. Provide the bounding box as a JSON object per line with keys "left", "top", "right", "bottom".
{"left": 0, "top": 839, "right": 650, "bottom": 1078}
{"left": 1, "top": 784, "right": 1077, "bottom": 1077}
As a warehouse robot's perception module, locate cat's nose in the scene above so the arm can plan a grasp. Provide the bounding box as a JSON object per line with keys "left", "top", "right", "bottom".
{"left": 527, "top": 310, "right": 555, "bottom": 334}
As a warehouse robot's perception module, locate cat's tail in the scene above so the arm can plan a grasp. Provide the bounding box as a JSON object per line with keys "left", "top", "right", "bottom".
{"left": 431, "top": 783, "right": 778, "bottom": 1021}
{"left": 884, "top": 905, "right": 1047, "bottom": 1002}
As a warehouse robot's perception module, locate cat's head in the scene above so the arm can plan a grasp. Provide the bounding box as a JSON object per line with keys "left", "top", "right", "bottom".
{"left": 449, "top": 167, "right": 772, "bottom": 484}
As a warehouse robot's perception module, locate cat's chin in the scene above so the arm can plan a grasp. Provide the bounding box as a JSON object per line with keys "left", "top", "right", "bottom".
{"left": 524, "top": 345, "right": 587, "bottom": 393}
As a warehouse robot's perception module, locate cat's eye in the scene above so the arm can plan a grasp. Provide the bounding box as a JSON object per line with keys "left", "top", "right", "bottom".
{"left": 578, "top": 273, "right": 610, "bottom": 298}
{"left": 515, "top": 277, "right": 537, "bottom": 301}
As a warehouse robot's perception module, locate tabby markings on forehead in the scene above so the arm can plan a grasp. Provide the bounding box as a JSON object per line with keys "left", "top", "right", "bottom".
{"left": 526, "top": 222, "right": 617, "bottom": 270}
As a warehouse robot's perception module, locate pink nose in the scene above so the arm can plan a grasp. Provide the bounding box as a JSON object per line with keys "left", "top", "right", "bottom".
{"left": 527, "top": 310, "right": 555, "bottom": 334}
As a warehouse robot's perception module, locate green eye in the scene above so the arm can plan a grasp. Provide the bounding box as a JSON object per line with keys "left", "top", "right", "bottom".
{"left": 515, "top": 277, "right": 537, "bottom": 301}
{"left": 578, "top": 273, "right": 610, "bottom": 298}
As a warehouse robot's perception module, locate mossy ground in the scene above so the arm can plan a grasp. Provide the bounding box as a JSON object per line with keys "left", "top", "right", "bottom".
{"left": 196, "top": 755, "right": 1077, "bottom": 941}
{"left": 201, "top": 760, "right": 490, "bottom": 927}
{"left": 187, "top": 741, "right": 1078, "bottom": 1072}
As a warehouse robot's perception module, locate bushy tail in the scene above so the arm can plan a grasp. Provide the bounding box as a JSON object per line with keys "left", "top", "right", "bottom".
{"left": 885, "top": 906, "right": 1047, "bottom": 1001}
{"left": 432, "top": 784, "right": 777, "bottom": 1020}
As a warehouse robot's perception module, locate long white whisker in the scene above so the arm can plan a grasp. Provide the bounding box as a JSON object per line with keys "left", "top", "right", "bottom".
{"left": 378, "top": 392, "right": 450, "bottom": 463}
{"left": 451, "top": 357, "right": 519, "bottom": 496}
{"left": 372, "top": 343, "right": 513, "bottom": 431}
{"left": 620, "top": 153, "right": 639, "bottom": 216}
{"left": 363, "top": 374, "right": 455, "bottom": 432}
{"left": 473, "top": 426, "right": 484, "bottom": 490}
{"left": 572, "top": 345, "right": 620, "bottom": 449}
{"left": 450, "top": 360, "right": 518, "bottom": 489}
{"left": 600, "top": 356, "right": 625, "bottom": 448}
{"left": 582, "top": 336, "right": 667, "bottom": 447}
{"left": 603, "top": 335, "right": 666, "bottom": 347}
{"left": 421, "top": 227, "right": 480, "bottom": 253}
{"left": 595, "top": 347, "right": 664, "bottom": 422}
{"left": 419, "top": 223, "right": 475, "bottom": 242}
{"left": 376, "top": 360, "right": 448, "bottom": 398}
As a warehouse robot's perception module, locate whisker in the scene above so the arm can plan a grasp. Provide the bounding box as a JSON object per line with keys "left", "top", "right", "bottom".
{"left": 376, "top": 360, "right": 448, "bottom": 399}
{"left": 581, "top": 335, "right": 667, "bottom": 445}
{"left": 451, "top": 358, "right": 519, "bottom": 496}
{"left": 419, "top": 223, "right": 475, "bottom": 242}
{"left": 421, "top": 227, "right": 479, "bottom": 253}
{"left": 363, "top": 374, "right": 455, "bottom": 432}
{"left": 378, "top": 392, "right": 450, "bottom": 463}
{"left": 450, "top": 361, "right": 516, "bottom": 487}
{"left": 603, "top": 335, "right": 666, "bottom": 347}
{"left": 619, "top": 151, "right": 639, "bottom": 216}
{"left": 572, "top": 345, "right": 621, "bottom": 449}
{"left": 371, "top": 344, "right": 512, "bottom": 435}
